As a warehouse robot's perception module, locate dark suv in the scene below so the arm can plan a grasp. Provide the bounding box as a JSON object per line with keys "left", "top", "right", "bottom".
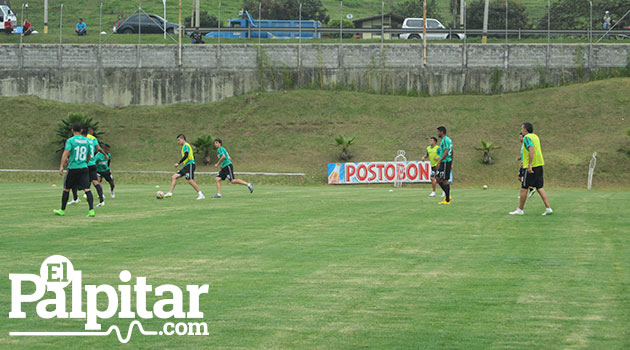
{"left": 114, "top": 14, "right": 180, "bottom": 34}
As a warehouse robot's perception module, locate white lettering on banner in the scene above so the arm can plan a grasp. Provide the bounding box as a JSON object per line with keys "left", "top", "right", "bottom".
{"left": 8, "top": 255, "right": 210, "bottom": 343}
{"left": 328, "top": 161, "right": 432, "bottom": 184}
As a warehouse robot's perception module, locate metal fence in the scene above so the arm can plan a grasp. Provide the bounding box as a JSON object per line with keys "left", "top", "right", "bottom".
{"left": 6, "top": 1, "right": 630, "bottom": 46}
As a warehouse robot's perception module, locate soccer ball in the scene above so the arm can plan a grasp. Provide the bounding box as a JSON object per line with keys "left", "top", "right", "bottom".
{"left": 156, "top": 191, "right": 165, "bottom": 199}
{"left": 483, "top": 185, "right": 488, "bottom": 190}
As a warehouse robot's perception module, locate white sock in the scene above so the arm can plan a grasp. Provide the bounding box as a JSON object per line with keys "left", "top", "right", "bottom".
{"left": 198, "top": 191, "right": 203, "bottom": 195}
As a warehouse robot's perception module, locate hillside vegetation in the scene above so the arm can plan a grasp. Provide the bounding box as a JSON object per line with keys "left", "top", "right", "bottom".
{"left": 1, "top": 78, "right": 629, "bottom": 188}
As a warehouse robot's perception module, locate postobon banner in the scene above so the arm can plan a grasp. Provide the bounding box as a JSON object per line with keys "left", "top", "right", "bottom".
{"left": 328, "top": 161, "right": 433, "bottom": 184}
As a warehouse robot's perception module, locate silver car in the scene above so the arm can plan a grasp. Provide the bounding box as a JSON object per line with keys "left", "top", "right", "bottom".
{"left": 400, "top": 18, "right": 465, "bottom": 40}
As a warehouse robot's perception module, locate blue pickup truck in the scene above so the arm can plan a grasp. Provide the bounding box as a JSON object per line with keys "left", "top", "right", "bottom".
{"left": 206, "top": 10, "right": 321, "bottom": 39}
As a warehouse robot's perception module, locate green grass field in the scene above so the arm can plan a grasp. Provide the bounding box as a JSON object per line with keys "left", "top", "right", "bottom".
{"left": 0, "top": 183, "right": 629, "bottom": 349}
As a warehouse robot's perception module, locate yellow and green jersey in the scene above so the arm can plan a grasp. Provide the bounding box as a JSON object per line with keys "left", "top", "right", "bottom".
{"left": 181, "top": 142, "right": 195, "bottom": 166}
{"left": 438, "top": 136, "right": 453, "bottom": 162}
{"left": 426, "top": 145, "right": 439, "bottom": 167}
{"left": 86, "top": 134, "right": 99, "bottom": 167}
{"left": 522, "top": 133, "right": 544, "bottom": 168}
{"left": 65, "top": 135, "right": 89, "bottom": 169}
{"left": 95, "top": 152, "right": 110, "bottom": 172}
{"left": 217, "top": 146, "right": 232, "bottom": 168}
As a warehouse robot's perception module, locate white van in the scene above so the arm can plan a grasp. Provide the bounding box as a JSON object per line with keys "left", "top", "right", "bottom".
{"left": 0, "top": 5, "right": 17, "bottom": 31}
{"left": 400, "top": 18, "right": 465, "bottom": 40}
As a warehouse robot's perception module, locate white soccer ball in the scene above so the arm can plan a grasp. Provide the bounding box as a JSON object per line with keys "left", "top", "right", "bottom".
{"left": 156, "top": 191, "right": 165, "bottom": 199}
{"left": 483, "top": 185, "right": 488, "bottom": 190}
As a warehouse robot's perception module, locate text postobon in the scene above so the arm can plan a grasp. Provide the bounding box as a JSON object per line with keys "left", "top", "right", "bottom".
{"left": 328, "top": 161, "right": 432, "bottom": 184}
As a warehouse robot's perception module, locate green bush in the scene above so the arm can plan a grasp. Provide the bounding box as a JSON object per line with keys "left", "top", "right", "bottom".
{"left": 192, "top": 134, "right": 216, "bottom": 165}
{"left": 326, "top": 19, "right": 355, "bottom": 39}
{"left": 55, "top": 113, "right": 103, "bottom": 154}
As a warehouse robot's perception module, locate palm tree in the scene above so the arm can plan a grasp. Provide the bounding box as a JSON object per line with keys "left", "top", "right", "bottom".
{"left": 55, "top": 113, "right": 102, "bottom": 153}
{"left": 475, "top": 140, "right": 501, "bottom": 164}
{"left": 192, "top": 134, "right": 215, "bottom": 165}
{"left": 335, "top": 135, "right": 356, "bottom": 161}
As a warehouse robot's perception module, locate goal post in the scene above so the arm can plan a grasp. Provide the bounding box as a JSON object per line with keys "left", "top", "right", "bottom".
{"left": 587, "top": 152, "right": 597, "bottom": 190}
{"left": 394, "top": 150, "right": 407, "bottom": 188}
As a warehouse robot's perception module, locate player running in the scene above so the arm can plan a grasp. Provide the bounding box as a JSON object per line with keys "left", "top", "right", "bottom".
{"left": 68, "top": 126, "right": 108, "bottom": 206}
{"left": 54, "top": 124, "right": 95, "bottom": 217}
{"left": 436, "top": 126, "right": 453, "bottom": 205}
{"left": 510, "top": 122, "right": 553, "bottom": 216}
{"left": 164, "top": 134, "right": 205, "bottom": 200}
{"left": 421, "top": 136, "right": 440, "bottom": 197}
{"left": 212, "top": 138, "right": 253, "bottom": 198}
{"left": 95, "top": 143, "right": 115, "bottom": 198}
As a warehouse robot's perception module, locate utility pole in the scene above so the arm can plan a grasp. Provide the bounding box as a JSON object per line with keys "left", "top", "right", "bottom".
{"left": 423, "top": 0, "right": 427, "bottom": 67}
{"left": 178, "top": 0, "right": 182, "bottom": 67}
{"left": 195, "top": 0, "right": 200, "bottom": 28}
{"left": 44, "top": 0, "right": 48, "bottom": 33}
{"left": 482, "top": 0, "right": 489, "bottom": 44}
{"left": 460, "top": 0, "right": 465, "bottom": 29}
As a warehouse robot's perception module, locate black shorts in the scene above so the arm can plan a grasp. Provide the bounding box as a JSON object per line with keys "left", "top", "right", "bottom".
{"left": 177, "top": 163, "right": 195, "bottom": 180}
{"left": 522, "top": 166, "right": 544, "bottom": 189}
{"left": 437, "top": 161, "right": 452, "bottom": 181}
{"left": 88, "top": 165, "right": 98, "bottom": 182}
{"left": 518, "top": 168, "right": 526, "bottom": 178}
{"left": 217, "top": 164, "right": 235, "bottom": 181}
{"left": 430, "top": 166, "right": 437, "bottom": 178}
{"left": 64, "top": 168, "right": 90, "bottom": 190}
{"left": 98, "top": 170, "right": 114, "bottom": 183}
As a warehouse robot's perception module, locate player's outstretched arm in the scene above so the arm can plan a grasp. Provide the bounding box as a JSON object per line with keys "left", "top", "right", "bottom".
{"left": 215, "top": 155, "right": 226, "bottom": 167}
{"left": 96, "top": 144, "right": 109, "bottom": 160}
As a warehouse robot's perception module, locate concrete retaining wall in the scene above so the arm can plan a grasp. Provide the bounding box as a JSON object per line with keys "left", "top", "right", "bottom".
{"left": 0, "top": 44, "right": 628, "bottom": 106}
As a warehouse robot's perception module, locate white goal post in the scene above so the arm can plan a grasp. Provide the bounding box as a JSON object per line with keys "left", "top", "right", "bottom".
{"left": 394, "top": 150, "right": 407, "bottom": 188}
{"left": 587, "top": 152, "right": 597, "bottom": 190}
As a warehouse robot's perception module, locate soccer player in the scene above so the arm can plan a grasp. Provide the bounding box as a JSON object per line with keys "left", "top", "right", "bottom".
{"left": 95, "top": 144, "right": 115, "bottom": 198}
{"left": 436, "top": 126, "right": 453, "bottom": 205}
{"left": 421, "top": 136, "right": 440, "bottom": 197}
{"left": 164, "top": 134, "right": 205, "bottom": 200}
{"left": 68, "top": 126, "right": 108, "bottom": 206}
{"left": 54, "top": 124, "right": 95, "bottom": 217}
{"left": 510, "top": 122, "right": 553, "bottom": 216}
{"left": 86, "top": 127, "right": 108, "bottom": 207}
{"left": 212, "top": 138, "right": 253, "bottom": 198}
{"left": 517, "top": 133, "right": 535, "bottom": 199}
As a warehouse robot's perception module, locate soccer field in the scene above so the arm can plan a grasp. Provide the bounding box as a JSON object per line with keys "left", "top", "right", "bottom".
{"left": 1, "top": 183, "right": 629, "bottom": 349}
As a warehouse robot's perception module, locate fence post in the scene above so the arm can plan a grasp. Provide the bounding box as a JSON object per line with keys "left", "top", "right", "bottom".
{"left": 381, "top": 2, "right": 384, "bottom": 43}
{"left": 589, "top": 1, "right": 593, "bottom": 70}
{"left": 99, "top": 3, "right": 103, "bottom": 46}
{"left": 258, "top": 2, "right": 261, "bottom": 45}
{"left": 339, "top": 1, "right": 343, "bottom": 46}
{"left": 546, "top": 0, "right": 550, "bottom": 68}
{"left": 59, "top": 4, "right": 63, "bottom": 44}
{"left": 505, "top": 0, "right": 508, "bottom": 44}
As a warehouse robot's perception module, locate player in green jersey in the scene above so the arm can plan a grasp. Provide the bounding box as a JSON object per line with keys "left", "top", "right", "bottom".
{"left": 95, "top": 144, "right": 115, "bottom": 198}
{"left": 164, "top": 134, "right": 205, "bottom": 200}
{"left": 212, "top": 138, "right": 253, "bottom": 198}
{"left": 53, "top": 124, "right": 95, "bottom": 217}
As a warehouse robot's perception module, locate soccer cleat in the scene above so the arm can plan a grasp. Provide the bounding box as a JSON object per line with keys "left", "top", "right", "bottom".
{"left": 110, "top": 191, "right": 115, "bottom": 198}
{"left": 163, "top": 192, "right": 172, "bottom": 198}
{"left": 542, "top": 208, "right": 554, "bottom": 216}
{"left": 196, "top": 194, "right": 206, "bottom": 200}
{"left": 509, "top": 208, "right": 524, "bottom": 215}
{"left": 87, "top": 209, "right": 95, "bottom": 217}
{"left": 96, "top": 201, "right": 105, "bottom": 208}
{"left": 528, "top": 188, "right": 536, "bottom": 198}
{"left": 248, "top": 183, "right": 254, "bottom": 193}
{"left": 53, "top": 209, "right": 66, "bottom": 216}
{"left": 212, "top": 194, "right": 222, "bottom": 198}
{"left": 438, "top": 199, "right": 451, "bottom": 205}
{"left": 429, "top": 192, "right": 436, "bottom": 197}
{"left": 68, "top": 199, "right": 81, "bottom": 205}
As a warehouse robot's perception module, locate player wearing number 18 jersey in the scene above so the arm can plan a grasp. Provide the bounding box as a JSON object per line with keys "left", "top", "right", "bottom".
{"left": 54, "top": 124, "right": 95, "bottom": 217}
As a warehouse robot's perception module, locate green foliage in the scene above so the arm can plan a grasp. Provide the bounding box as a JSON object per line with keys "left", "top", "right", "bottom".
{"left": 326, "top": 18, "right": 355, "bottom": 38}
{"left": 185, "top": 10, "right": 218, "bottom": 28}
{"left": 335, "top": 135, "right": 355, "bottom": 161}
{"left": 536, "top": 0, "right": 629, "bottom": 30}
{"left": 491, "top": 68, "right": 503, "bottom": 94}
{"left": 467, "top": 0, "right": 529, "bottom": 31}
{"left": 475, "top": 140, "right": 501, "bottom": 164}
{"left": 54, "top": 112, "right": 102, "bottom": 153}
{"left": 191, "top": 134, "right": 216, "bottom": 165}
{"left": 390, "top": 0, "right": 443, "bottom": 23}
{"left": 242, "top": 0, "right": 329, "bottom": 23}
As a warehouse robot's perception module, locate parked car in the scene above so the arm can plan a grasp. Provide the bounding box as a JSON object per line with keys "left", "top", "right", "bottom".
{"left": 0, "top": 5, "right": 17, "bottom": 30}
{"left": 114, "top": 14, "right": 180, "bottom": 34}
{"left": 400, "top": 18, "right": 464, "bottom": 40}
